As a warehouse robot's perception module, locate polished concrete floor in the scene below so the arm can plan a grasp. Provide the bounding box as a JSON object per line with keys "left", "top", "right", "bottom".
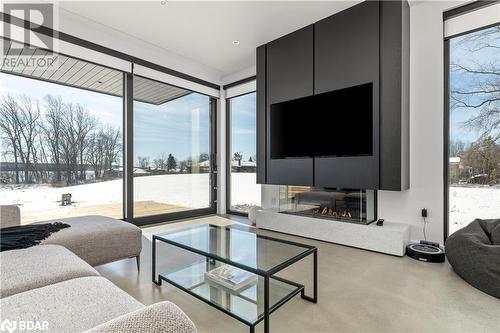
{"left": 96, "top": 215, "right": 500, "bottom": 333}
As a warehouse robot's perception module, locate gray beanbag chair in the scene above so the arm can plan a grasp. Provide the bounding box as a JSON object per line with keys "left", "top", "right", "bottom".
{"left": 445, "top": 218, "right": 500, "bottom": 299}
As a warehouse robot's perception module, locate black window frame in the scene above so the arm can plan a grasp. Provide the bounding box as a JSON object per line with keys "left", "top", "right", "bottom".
{"left": 225, "top": 90, "right": 259, "bottom": 217}
{"left": 0, "top": 14, "right": 219, "bottom": 226}
{"left": 443, "top": 0, "right": 500, "bottom": 240}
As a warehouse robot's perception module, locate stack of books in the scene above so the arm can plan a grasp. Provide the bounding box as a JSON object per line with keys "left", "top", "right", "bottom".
{"left": 204, "top": 264, "right": 258, "bottom": 293}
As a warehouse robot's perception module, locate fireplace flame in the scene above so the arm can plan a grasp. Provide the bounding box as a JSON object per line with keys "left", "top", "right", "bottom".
{"left": 318, "top": 207, "right": 352, "bottom": 218}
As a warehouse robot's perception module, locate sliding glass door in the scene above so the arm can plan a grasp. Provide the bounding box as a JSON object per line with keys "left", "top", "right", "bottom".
{"left": 227, "top": 92, "right": 261, "bottom": 214}
{"left": 447, "top": 24, "right": 500, "bottom": 235}
{"left": 133, "top": 75, "right": 215, "bottom": 220}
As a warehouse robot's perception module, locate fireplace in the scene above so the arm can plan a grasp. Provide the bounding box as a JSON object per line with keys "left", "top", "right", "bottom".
{"left": 278, "top": 187, "right": 377, "bottom": 225}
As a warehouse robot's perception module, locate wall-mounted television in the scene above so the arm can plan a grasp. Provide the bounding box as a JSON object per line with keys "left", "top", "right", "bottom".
{"left": 270, "top": 82, "right": 373, "bottom": 159}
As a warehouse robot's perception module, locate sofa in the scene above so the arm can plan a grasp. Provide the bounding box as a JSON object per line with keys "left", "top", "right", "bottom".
{"left": 445, "top": 218, "right": 500, "bottom": 299}
{"left": 0, "top": 206, "right": 196, "bottom": 332}
{"left": 0, "top": 244, "right": 196, "bottom": 332}
{"left": 1, "top": 206, "right": 142, "bottom": 268}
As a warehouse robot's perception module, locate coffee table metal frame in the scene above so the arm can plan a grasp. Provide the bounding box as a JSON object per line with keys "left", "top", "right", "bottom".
{"left": 152, "top": 225, "right": 317, "bottom": 333}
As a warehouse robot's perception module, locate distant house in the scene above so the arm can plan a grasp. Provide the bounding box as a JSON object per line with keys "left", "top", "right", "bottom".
{"left": 133, "top": 168, "right": 150, "bottom": 175}
{"left": 449, "top": 157, "right": 460, "bottom": 184}
{"left": 231, "top": 160, "right": 256, "bottom": 172}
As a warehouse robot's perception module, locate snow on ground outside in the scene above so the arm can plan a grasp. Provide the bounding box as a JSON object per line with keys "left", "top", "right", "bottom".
{"left": 2, "top": 174, "right": 496, "bottom": 234}
{"left": 449, "top": 186, "right": 500, "bottom": 234}
{"left": 230, "top": 173, "right": 262, "bottom": 209}
{"left": 0, "top": 173, "right": 261, "bottom": 214}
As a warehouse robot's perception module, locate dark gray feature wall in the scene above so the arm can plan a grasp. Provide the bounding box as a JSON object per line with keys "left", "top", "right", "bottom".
{"left": 379, "top": 0, "right": 410, "bottom": 191}
{"left": 266, "top": 25, "right": 314, "bottom": 186}
{"left": 256, "top": 0, "right": 410, "bottom": 191}
{"left": 314, "top": 0, "right": 380, "bottom": 189}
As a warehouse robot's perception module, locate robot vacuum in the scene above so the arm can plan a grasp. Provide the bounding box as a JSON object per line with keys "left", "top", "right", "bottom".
{"left": 406, "top": 242, "right": 445, "bottom": 263}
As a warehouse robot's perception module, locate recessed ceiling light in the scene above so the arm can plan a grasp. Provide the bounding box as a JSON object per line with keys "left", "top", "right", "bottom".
{"left": 232, "top": 40, "right": 240, "bottom": 45}
{"left": 160, "top": 0, "right": 167, "bottom": 5}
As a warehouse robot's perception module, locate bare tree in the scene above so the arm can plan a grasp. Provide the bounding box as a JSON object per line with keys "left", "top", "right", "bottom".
{"left": 31, "top": 129, "right": 50, "bottom": 182}
{"left": 59, "top": 103, "right": 97, "bottom": 184}
{"left": 60, "top": 106, "right": 79, "bottom": 184}
{"left": 43, "top": 95, "right": 65, "bottom": 182}
{"left": 87, "top": 131, "right": 105, "bottom": 179}
{"left": 1, "top": 93, "right": 122, "bottom": 185}
{"left": 450, "top": 26, "right": 500, "bottom": 143}
{"left": 179, "top": 160, "right": 188, "bottom": 173}
{"left": 449, "top": 140, "right": 466, "bottom": 157}
{"left": 462, "top": 137, "right": 500, "bottom": 184}
{"left": 153, "top": 152, "right": 168, "bottom": 170}
{"left": 102, "top": 126, "right": 121, "bottom": 177}
{"left": 137, "top": 156, "right": 150, "bottom": 169}
{"left": 0, "top": 95, "right": 21, "bottom": 183}
{"left": 16, "top": 95, "right": 41, "bottom": 183}
{"left": 73, "top": 104, "right": 97, "bottom": 181}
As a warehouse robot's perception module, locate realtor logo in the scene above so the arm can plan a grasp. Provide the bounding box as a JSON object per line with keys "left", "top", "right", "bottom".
{"left": 0, "top": 319, "right": 16, "bottom": 333}
{"left": 0, "top": 319, "right": 49, "bottom": 332}
{"left": 1, "top": 3, "right": 58, "bottom": 71}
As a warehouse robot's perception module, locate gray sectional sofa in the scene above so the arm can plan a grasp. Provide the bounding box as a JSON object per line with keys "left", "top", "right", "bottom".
{"left": 1, "top": 206, "right": 142, "bottom": 268}
{"left": 0, "top": 206, "right": 197, "bottom": 332}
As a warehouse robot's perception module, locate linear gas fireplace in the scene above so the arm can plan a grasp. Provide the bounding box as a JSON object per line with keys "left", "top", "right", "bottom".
{"left": 278, "top": 187, "right": 377, "bottom": 225}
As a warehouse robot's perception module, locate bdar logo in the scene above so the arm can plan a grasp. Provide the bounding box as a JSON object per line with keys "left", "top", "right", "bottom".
{"left": 0, "top": 319, "right": 17, "bottom": 333}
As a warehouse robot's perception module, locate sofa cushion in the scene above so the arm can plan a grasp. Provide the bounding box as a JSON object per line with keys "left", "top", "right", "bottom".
{"left": 0, "top": 245, "right": 99, "bottom": 298}
{"left": 84, "top": 301, "right": 197, "bottom": 333}
{"left": 39, "top": 215, "right": 142, "bottom": 266}
{"left": 1, "top": 276, "right": 144, "bottom": 333}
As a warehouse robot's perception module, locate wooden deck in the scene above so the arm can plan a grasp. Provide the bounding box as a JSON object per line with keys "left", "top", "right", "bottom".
{"left": 21, "top": 200, "right": 191, "bottom": 224}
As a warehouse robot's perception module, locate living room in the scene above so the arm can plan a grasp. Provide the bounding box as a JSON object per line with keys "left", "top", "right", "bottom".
{"left": 1, "top": 1, "right": 499, "bottom": 332}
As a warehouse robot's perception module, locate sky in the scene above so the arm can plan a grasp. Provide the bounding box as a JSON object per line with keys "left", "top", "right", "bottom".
{"left": 230, "top": 92, "right": 256, "bottom": 162}
{"left": 449, "top": 25, "right": 499, "bottom": 146}
{"left": 0, "top": 73, "right": 257, "bottom": 164}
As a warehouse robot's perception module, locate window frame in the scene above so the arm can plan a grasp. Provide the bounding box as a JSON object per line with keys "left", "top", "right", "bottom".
{"left": 1, "top": 15, "right": 220, "bottom": 226}
{"left": 225, "top": 90, "right": 259, "bottom": 217}
{"left": 443, "top": 1, "right": 500, "bottom": 240}
{"left": 130, "top": 82, "right": 218, "bottom": 226}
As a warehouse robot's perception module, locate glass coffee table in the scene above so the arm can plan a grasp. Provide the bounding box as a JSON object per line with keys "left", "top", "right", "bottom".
{"left": 152, "top": 224, "right": 317, "bottom": 333}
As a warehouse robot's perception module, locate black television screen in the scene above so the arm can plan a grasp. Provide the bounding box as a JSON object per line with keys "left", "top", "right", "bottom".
{"left": 270, "top": 82, "right": 373, "bottom": 159}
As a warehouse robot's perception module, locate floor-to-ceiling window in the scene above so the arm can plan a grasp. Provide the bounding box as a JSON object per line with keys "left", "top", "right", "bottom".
{"left": 133, "top": 75, "right": 214, "bottom": 219}
{"left": 446, "top": 23, "right": 500, "bottom": 235}
{"left": 0, "top": 46, "right": 123, "bottom": 224}
{"left": 227, "top": 92, "right": 261, "bottom": 214}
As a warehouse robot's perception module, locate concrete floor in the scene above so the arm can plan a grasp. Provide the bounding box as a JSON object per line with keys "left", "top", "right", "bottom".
{"left": 96, "top": 215, "right": 500, "bottom": 333}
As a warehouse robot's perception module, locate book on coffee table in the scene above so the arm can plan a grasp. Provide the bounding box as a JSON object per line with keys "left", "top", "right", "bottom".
{"left": 204, "top": 264, "right": 258, "bottom": 292}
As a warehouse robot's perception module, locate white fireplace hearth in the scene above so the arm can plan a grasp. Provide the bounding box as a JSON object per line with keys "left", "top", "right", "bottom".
{"left": 256, "top": 209, "right": 410, "bottom": 256}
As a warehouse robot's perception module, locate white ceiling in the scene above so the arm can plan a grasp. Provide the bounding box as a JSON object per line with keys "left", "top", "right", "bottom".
{"left": 57, "top": 1, "right": 361, "bottom": 77}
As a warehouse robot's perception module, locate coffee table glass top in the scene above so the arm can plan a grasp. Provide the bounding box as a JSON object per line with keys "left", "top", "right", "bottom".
{"left": 155, "top": 224, "right": 315, "bottom": 273}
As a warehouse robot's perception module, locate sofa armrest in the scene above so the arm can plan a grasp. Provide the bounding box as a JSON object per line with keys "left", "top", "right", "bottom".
{"left": 1, "top": 205, "right": 21, "bottom": 228}
{"left": 83, "top": 301, "right": 196, "bottom": 333}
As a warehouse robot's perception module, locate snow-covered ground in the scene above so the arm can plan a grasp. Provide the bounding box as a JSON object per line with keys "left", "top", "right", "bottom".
{"left": 4, "top": 176, "right": 495, "bottom": 232}
{"left": 0, "top": 173, "right": 261, "bottom": 221}
{"left": 449, "top": 186, "right": 500, "bottom": 234}
{"left": 230, "top": 173, "right": 261, "bottom": 210}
